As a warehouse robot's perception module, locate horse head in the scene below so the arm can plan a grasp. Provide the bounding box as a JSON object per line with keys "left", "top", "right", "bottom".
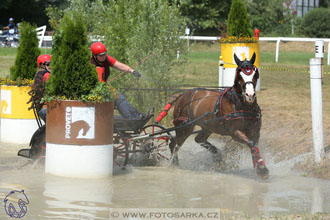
{"left": 233, "top": 53, "right": 259, "bottom": 104}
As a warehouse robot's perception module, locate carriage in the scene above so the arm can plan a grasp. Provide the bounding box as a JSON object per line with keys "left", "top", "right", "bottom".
{"left": 17, "top": 111, "right": 174, "bottom": 168}
{"left": 17, "top": 106, "right": 218, "bottom": 168}
{"left": 18, "top": 53, "right": 269, "bottom": 178}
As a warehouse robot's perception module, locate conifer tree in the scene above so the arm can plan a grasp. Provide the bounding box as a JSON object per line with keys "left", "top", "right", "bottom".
{"left": 46, "top": 14, "right": 98, "bottom": 100}
{"left": 227, "top": 0, "right": 253, "bottom": 37}
{"left": 10, "top": 22, "right": 40, "bottom": 80}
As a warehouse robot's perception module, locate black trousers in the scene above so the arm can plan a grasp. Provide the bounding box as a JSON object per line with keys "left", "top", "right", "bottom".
{"left": 115, "top": 92, "right": 141, "bottom": 119}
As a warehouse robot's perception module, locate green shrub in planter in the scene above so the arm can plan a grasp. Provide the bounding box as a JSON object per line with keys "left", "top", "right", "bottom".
{"left": 45, "top": 14, "right": 103, "bottom": 101}
{"left": 10, "top": 22, "right": 40, "bottom": 80}
{"left": 227, "top": 0, "right": 253, "bottom": 37}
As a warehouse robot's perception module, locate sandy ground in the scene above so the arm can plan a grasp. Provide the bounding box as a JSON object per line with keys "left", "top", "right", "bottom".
{"left": 256, "top": 56, "right": 330, "bottom": 179}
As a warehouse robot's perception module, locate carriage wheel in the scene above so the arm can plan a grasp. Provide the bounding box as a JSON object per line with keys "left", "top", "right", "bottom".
{"left": 134, "top": 124, "right": 172, "bottom": 166}
{"left": 113, "top": 132, "right": 130, "bottom": 168}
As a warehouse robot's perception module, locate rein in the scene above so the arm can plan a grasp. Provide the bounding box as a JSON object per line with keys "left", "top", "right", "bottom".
{"left": 108, "top": 50, "right": 164, "bottom": 83}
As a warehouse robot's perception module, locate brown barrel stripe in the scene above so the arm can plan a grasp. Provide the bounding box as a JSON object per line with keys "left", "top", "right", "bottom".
{"left": 46, "top": 100, "right": 114, "bottom": 145}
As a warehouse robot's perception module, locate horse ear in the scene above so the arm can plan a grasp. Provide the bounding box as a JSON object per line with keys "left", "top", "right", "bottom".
{"left": 234, "top": 53, "right": 241, "bottom": 66}
{"left": 250, "top": 52, "right": 256, "bottom": 65}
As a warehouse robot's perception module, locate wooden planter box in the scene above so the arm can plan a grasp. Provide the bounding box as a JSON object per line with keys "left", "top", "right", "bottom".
{"left": 45, "top": 100, "right": 114, "bottom": 178}
{"left": 0, "top": 85, "right": 38, "bottom": 143}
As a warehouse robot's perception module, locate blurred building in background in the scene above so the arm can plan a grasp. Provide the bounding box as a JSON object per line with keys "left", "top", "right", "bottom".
{"left": 286, "top": 0, "right": 320, "bottom": 17}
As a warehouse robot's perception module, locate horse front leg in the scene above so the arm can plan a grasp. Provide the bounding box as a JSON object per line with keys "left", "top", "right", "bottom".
{"left": 169, "top": 125, "right": 194, "bottom": 166}
{"left": 169, "top": 139, "right": 180, "bottom": 166}
{"left": 195, "top": 130, "right": 222, "bottom": 162}
{"left": 233, "top": 130, "right": 269, "bottom": 179}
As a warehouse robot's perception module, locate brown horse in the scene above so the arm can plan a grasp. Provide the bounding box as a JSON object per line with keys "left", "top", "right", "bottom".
{"left": 168, "top": 53, "right": 269, "bottom": 178}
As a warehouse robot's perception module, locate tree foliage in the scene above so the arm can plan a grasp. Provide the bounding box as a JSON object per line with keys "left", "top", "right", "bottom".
{"left": 10, "top": 22, "right": 40, "bottom": 80}
{"left": 46, "top": 14, "right": 98, "bottom": 99}
{"left": 320, "top": 0, "right": 330, "bottom": 8}
{"left": 47, "top": 0, "right": 187, "bottom": 112}
{"left": 299, "top": 8, "right": 330, "bottom": 38}
{"left": 174, "top": 0, "right": 231, "bottom": 33}
{"left": 227, "top": 0, "right": 253, "bottom": 37}
{"left": 246, "top": 0, "right": 295, "bottom": 36}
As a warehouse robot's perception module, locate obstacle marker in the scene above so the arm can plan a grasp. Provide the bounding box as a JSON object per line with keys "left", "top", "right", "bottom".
{"left": 0, "top": 85, "right": 38, "bottom": 144}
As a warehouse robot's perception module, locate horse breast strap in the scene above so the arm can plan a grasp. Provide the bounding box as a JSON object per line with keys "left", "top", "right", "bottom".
{"left": 216, "top": 88, "right": 261, "bottom": 121}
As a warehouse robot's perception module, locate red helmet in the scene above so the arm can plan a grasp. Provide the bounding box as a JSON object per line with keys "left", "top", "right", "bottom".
{"left": 91, "top": 42, "right": 107, "bottom": 56}
{"left": 37, "top": 54, "right": 51, "bottom": 67}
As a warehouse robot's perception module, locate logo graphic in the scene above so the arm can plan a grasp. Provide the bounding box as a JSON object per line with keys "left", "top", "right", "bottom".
{"left": 4, "top": 190, "right": 29, "bottom": 218}
{"left": 65, "top": 107, "right": 95, "bottom": 139}
{"left": 233, "top": 46, "right": 249, "bottom": 63}
{"left": 1, "top": 90, "right": 11, "bottom": 114}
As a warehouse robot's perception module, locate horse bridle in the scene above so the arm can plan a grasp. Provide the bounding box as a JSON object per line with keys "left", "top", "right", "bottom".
{"left": 236, "top": 66, "right": 259, "bottom": 88}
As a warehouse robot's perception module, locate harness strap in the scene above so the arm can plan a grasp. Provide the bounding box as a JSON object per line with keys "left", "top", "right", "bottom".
{"left": 230, "top": 89, "right": 243, "bottom": 110}
{"left": 175, "top": 88, "right": 207, "bottom": 123}
{"left": 187, "top": 88, "right": 199, "bottom": 120}
{"left": 224, "top": 111, "right": 261, "bottom": 120}
{"left": 219, "top": 88, "right": 231, "bottom": 117}
{"left": 218, "top": 87, "right": 261, "bottom": 121}
{"left": 176, "top": 91, "right": 187, "bottom": 120}
{"left": 173, "top": 116, "right": 189, "bottom": 123}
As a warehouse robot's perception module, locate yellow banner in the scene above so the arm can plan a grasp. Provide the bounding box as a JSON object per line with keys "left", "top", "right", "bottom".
{"left": 0, "top": 85, "right": 35, "bottom": 119}
{"left": 221, "top": 42, "right": 260, "bottom": 68}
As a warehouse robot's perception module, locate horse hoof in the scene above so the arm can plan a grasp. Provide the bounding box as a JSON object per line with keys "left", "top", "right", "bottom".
{"left": 257, "top": 167, "right": 269, "bottom": 179}
{"left": 169, "top": 157, "right": 180, "bottom": 167}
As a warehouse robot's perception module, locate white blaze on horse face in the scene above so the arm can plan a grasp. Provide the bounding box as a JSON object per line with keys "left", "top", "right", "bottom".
{"left": 240, "top": 72, "right": 256, "bottom": 103}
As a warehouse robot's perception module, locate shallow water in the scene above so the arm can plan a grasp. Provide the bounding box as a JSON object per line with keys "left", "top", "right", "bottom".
{"left": 0, "top": 138, "right": 329, "bottom": 219}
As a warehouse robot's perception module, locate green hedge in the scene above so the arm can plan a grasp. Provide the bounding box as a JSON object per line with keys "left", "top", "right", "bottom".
{"left": 227, "top": 0, "right": 253, "bottom": 37}
{"left": 300, "top": 8, "right": 330, "bottom": 38}
{"left": 46, "top": 14, "right": 98, "bottom": 100}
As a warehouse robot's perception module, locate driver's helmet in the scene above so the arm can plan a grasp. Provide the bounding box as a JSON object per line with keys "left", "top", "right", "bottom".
{"left": 9, "top": 18, "right": 14, "bottom": 21}
{"left": 37, "top": 54, "right": 51, "bottom": 67}
{"left": 91, "top": 42, "right": 107, "bottom": 56}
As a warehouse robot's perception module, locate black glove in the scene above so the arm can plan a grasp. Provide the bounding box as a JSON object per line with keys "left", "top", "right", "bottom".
{"left": 132, "top": 69, "right": 141, "bottom": 78}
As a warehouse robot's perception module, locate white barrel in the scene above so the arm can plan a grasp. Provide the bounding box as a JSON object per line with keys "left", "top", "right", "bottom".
{"left": 45, "top": 100, "right": 114, "bottom": 178}
{"left": 45, "top": 144, "right": 113, "bottom": 178}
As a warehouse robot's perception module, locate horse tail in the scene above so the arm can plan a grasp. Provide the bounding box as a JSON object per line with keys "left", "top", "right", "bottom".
{"left": 154, "top": 92, "right": 184, "bottom": 123}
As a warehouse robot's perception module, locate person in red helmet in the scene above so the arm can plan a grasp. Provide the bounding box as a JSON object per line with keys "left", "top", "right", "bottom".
{"left": 90, "top": 42, "right": 141, "bottom": 81}
{"left": 27, "top": 54, "right": 52, "bottom": 122}
{"left": 90, "top": 42, "right": 146, "bottom": 120}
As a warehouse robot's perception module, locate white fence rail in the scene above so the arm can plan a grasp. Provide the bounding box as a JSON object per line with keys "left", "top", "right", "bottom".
{"left": 180, "top": 36, "right": 330, "bottom": 65}
{"left": 40, "top": 35, "right": 330, "bottom": 65}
